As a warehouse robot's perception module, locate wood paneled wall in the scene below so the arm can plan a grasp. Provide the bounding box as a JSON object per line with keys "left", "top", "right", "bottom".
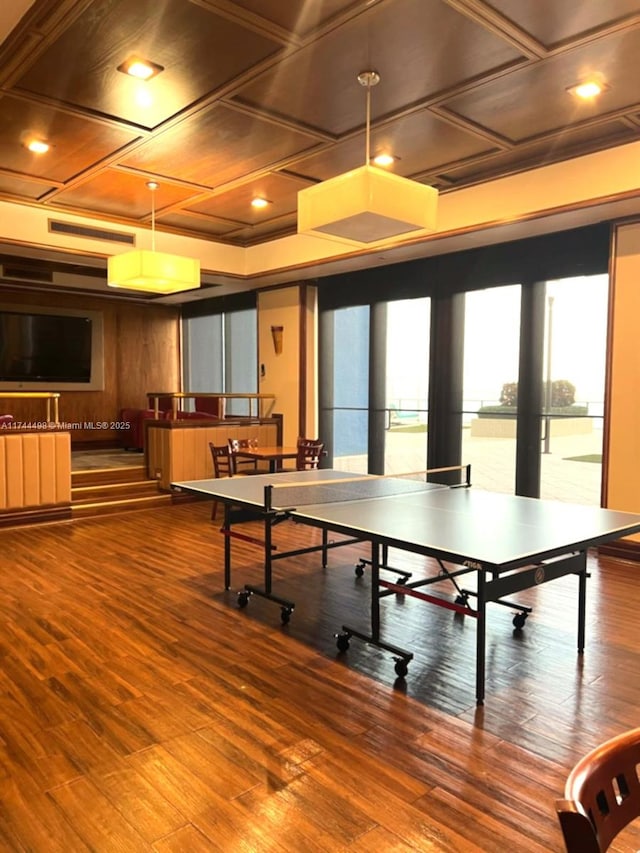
{"left": 0, "top": 289, "right": 180, "bottom": 445}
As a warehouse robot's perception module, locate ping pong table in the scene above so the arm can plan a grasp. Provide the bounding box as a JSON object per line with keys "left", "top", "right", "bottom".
{"left": 172, "top": 468, "right": 640, "bottom": 704}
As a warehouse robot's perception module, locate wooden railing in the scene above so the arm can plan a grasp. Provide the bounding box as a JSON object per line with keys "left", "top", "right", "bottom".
{"left": 146, "top": 392, "right": 276, "bottom": 420}
{"left": 0, "top": 391, "right": 60, "bottom": 423}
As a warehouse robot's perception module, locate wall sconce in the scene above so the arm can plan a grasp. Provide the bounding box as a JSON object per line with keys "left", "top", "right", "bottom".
{"left": 271, "top": 325, "right": 284, "bottom": 355}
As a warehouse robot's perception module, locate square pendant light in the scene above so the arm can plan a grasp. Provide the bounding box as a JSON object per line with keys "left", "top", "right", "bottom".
{"left": 107, "top": 181, "right": 200, "bottom": 295}
{"left": 297, "top": 71, "right": 438, "bottom": 246}
{"left": 107, "top": 250, "right": 200, "bottom": 294}
{"left": 298, "top": 163, "right": 438, "bottom": 244}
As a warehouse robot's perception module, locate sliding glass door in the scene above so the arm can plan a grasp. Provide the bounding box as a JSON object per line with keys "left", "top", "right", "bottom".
{"left": 539, "top": 275, "right": 607, "bottom": 504}
{"left": 461, "top": 285, "right": 521, "bottom": 493}
{"left": 384, "top": 297, "right": 430, "bottom": 475}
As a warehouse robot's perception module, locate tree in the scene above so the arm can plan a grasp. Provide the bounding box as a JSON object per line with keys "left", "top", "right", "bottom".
{"left": 499, "top": 379, "right": 576, "bottom": 407}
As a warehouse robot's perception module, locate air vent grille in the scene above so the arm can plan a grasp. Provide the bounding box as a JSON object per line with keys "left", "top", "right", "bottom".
{"left": 0, "top": 263, "right": 53, "bottom": 283}
{"left": 49, "top": 219, "right": 135, "bottom": 244}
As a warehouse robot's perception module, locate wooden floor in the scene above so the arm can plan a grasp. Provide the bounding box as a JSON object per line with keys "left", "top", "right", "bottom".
{"left": 1, "top": 501, "right": 639, "bottom": 852}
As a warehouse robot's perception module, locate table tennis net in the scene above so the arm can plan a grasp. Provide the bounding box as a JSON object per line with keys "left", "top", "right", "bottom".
{"left": 268, "top": 476, "right": 445, "bottom": 509}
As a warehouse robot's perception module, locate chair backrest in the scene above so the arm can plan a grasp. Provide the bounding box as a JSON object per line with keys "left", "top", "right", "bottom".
{"left": 556, "top": 727, "right": 640, "bottom": 853}
{"left": 228, "top": 438, "right": 258, "bottom": 474}
{"left": 296, "top": 437, "right": 324, "bottom": 471}
{"left": 228, "top": 438, "right": 255, "bottom": 453}
{"left": 209, "top": 443, "right": 233, "bottom": 479}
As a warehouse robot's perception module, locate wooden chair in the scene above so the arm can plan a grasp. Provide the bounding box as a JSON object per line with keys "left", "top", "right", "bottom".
{"left": 296, "top": 437, "right": 324, "bottom": 470}
{"left": 228, "top": 438, "right": 259, "bottom": 475}
{"left": 209, "top": 443, "right": 233, "bottom": 520}
{"left": 556, "top": 727, "right": 640, "bottom": 852}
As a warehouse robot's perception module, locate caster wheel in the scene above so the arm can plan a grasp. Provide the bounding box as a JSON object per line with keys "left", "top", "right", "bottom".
{"left": 355, "top": 561, "right": 365, "bottom": 578}
{"left": 394, "top": 658, "right": 409, "bottom": 678}
{"left": 512, "top": 612, "right": 528, "bottom": 630}
{"left": 237, "top": 592, "right": 250, "bottom": 609}
{"left": 281, "top": 607, "right": 293, "bottom": 625}
{"left": 336, "top": 633, "right": 350, "bottom": 652}
{"left": 455, "top": 594, "right": 468, "bottom": 606}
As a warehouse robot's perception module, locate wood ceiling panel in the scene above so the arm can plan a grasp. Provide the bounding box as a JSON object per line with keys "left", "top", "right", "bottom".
{"left": 225, "top": 212, "right": 298, "bottom": 246}
{"left": 3, "top": 0, "right": 640, "bottom": 273}
{"left": 154, "top": 211, "right": 242, "bottom": 238}
{"left": 186, "top": 172, "right": 309, "bottom": 224}
{"left": 288, "top": 111, "right": 498, "bottom": 182}
{"left": 484, "top": 0, "right": 640, "bottom": 49}
{"left": 439, "top": 120, "right": 639, "bottom": 184}
{"left": 0, "top": 93, "right": 139, "bottom": 182}
{"left": 0, "top": 175, "right": 57, "bottom": 199}
{"left": 49, "top": 169, "right": 203, "bottom": 220}
{"left": 232, "top": 0, "right": 525, "bottom": 136}
{"left": 12, "top": 0, "right": 284, "bottom": 131}
{"left": 441, "top": 28, "right": 640, "bottom": 142}
{"left": 229, "top": 0, "right": 368, "bottom": 35}
{"left": 120, "top": 104, "right": 321, "bottom": 188}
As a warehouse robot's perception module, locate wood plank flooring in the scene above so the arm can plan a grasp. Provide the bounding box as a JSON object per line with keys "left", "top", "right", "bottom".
{"left": 0, "top": 501, "right": 639, "bottom": 851}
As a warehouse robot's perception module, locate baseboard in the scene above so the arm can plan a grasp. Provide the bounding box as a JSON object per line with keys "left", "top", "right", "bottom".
{"left": 598, "top": 538, "right": 640, "bottom": 562}
{"left": 0, "top": 504, "right": 72, "bottom": 528}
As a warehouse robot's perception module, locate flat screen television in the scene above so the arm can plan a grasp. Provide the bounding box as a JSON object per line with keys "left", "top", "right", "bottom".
{"left": 0, "top": 305, "right": 104, "bottom": 391}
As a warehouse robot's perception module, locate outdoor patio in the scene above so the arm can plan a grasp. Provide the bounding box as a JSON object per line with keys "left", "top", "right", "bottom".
{"left": 336, "top": 427, "right": 604, "bottom": 505}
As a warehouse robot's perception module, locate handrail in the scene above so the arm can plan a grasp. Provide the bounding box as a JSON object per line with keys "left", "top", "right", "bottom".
{"left": 146, "top": 391, "right": 276, "bottom": 420}
{"left": 0, "top": 391, "right": 60, "bottom": 423}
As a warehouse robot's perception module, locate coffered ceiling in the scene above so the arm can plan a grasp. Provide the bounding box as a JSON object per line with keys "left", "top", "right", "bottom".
{"left": 2, "top": 0, "right": 640, "bottom": 299}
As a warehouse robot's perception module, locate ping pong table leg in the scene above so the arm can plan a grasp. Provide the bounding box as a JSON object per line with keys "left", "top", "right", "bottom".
{"left": 371, "top": 540, "right": 380, "bottom": 641}
{"left": 338, "top": 536, "right": 413, "bottom": 677}
{"left": 264, "top": 514, "right": 273, "bottom": 595}
{"left": 224, "top": 503, "right": 231, "bottom": 590}
{"left": 476, "top": 570, "right": 486, "bottom": 705}
{"left": 577, "top": 553, "right": 587, "bottom": 654}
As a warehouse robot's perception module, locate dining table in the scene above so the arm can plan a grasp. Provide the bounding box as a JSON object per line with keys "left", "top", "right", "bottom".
{"left": 233, "top": 445, "right": 300, "bottom": 473}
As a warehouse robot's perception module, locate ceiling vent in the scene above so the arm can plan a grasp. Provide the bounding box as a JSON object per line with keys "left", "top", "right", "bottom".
{"left": 0, "top": 263, "right": 54, "bottom": 283}
{"left": 49, "top": 219, "right": 135, "bottom": 244}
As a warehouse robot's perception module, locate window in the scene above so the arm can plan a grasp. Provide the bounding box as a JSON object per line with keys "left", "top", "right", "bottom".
{"left": 182, "top": 308, "right": 257, "bottom": 414}
{"left": 330, "top": 305, "right": 369, "bottom": 473}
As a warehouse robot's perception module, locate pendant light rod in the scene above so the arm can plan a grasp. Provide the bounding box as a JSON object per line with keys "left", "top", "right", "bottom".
{"left": 357, "top": 70, "right": 380, "bottom": 166}
{"left": 108, "top": 178, "right": 200, "bottom": 293}
{"left": 146, "top": 180, "right": 158, "bottom": 252}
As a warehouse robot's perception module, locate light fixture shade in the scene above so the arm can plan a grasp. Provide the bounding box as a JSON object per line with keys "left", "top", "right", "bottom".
{"left": 108, "top": 250, "right": 200, "bottom": 294}
{"left": 297, "top": 164, "right": 438, "bottom": 245}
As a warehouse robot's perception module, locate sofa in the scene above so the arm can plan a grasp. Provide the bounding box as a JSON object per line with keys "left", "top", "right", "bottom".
{"left": 119, "top": 408, "right": 157, "bottom": 451}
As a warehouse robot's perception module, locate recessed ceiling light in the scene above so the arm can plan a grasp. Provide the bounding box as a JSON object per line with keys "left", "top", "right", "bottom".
{"left": 117, "top": 56, "right": 164, "bottom": 81}
{"left": 251, "top": 197, "right": 270, "bottom": 209}
{"left": 26, "top": 139, "right": 50, "bottom": 154}
{"left": 372, "top": 153, "right": 395, "bottom": 167}
{"left": 569, "top": 79, "right": 606, "bottom": 100}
